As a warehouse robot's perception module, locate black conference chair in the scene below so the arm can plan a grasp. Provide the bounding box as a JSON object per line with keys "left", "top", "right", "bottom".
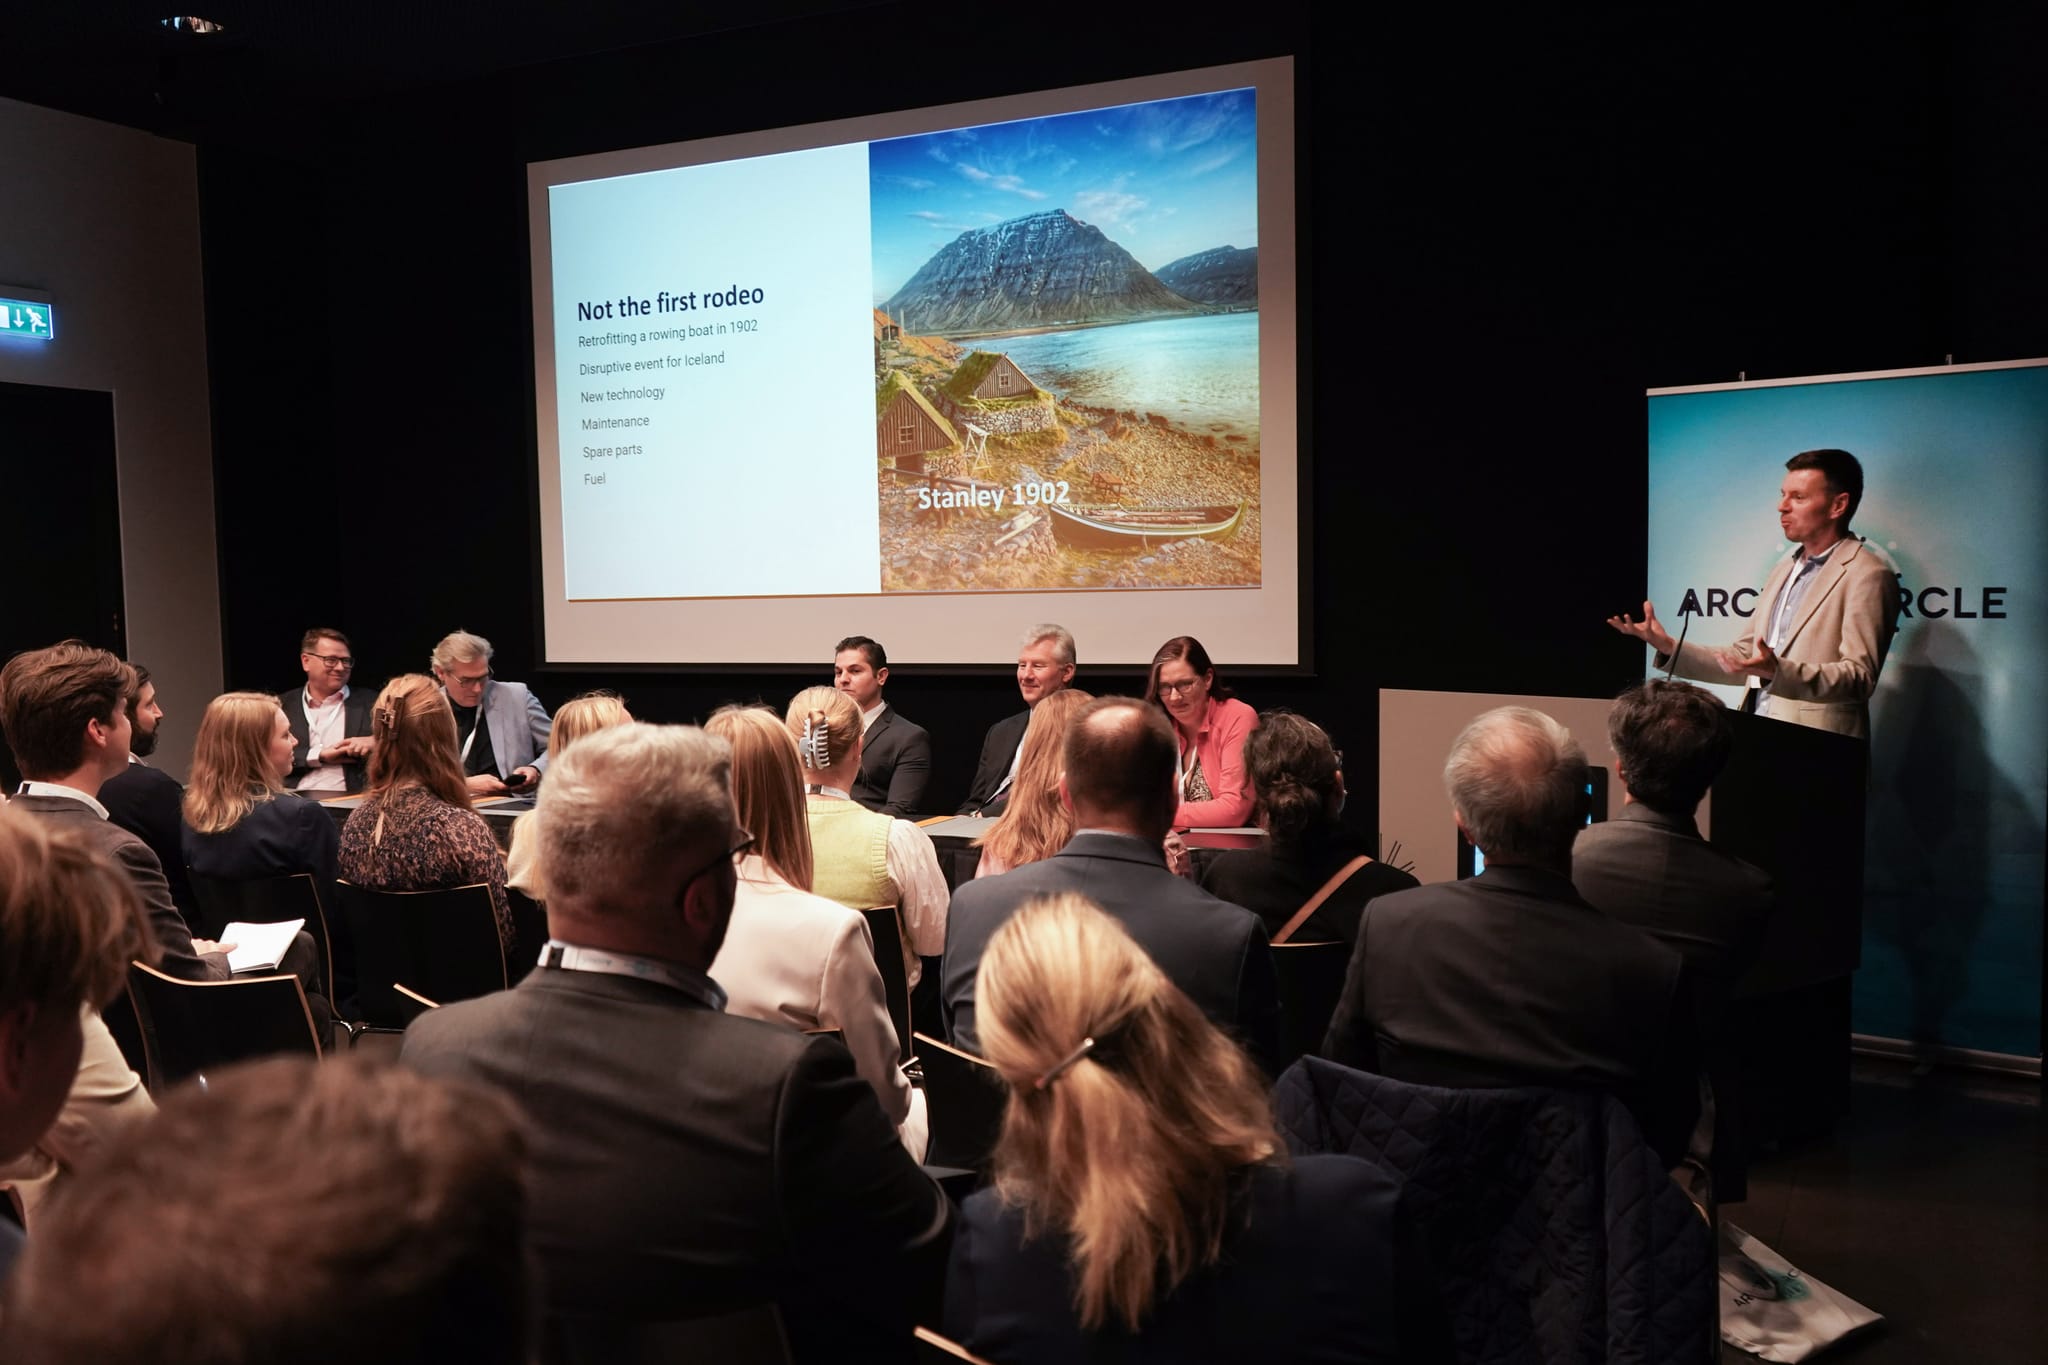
{"left": 124, "top": 962, "right": 322, "bottom": 1092}
{"left": 335, "top": 880, "right": 508, "bottom": 1032}
{"left": 188, "top": 870, "right": 340, "bottom": 1003}
{"left": 914, "top": 1031, "right": 1007, "bottom": 1176}
{"left": 914, "top": 1327, "right": 997, "bottom": 1365}
{"left": 1271, "top": 940, "right": 1351, "bottom": 1071}
{"left": 543, "top": 1303, "right": 791, "bottom": 1365}
{"left": 862, "top": 905, "right": 913, "bottom": 1062}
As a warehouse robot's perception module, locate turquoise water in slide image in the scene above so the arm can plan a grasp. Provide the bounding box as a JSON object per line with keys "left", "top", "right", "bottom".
{"left": 960, "top": 313, "right": 1260, "bottom": 437}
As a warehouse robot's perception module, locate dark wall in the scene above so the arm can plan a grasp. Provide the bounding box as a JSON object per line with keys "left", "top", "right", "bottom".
{"left": 199, "top": 3, "right": 2048, "bottom": 829}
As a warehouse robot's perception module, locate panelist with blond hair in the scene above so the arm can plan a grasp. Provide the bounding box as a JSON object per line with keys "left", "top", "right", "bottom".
{"left": 784, "top": 686, "right": 947, "bottom": 986}
{"left": 707, "top": 705, "right": 927, "bottom": 1157}
{"left": 504, "top": 691, "right": 633, "bottom": 902}
{"left": 338, "top": 675, "right": 512, "bottom": 951}
{"left": 943, "top": 893, "right": 1398, "bottom": 1363}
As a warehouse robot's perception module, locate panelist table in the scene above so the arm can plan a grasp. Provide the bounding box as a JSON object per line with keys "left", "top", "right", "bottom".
{"left": 307, "top": 790, "right": 530, "bottom": 852}
{"left": 917, "top": 816, "right": 1262, "bottom": 889}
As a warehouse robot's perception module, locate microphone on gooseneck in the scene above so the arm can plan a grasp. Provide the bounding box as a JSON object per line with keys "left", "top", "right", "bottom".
{"left": 1663, "top": 599, "right": 1694, "bottom": 683}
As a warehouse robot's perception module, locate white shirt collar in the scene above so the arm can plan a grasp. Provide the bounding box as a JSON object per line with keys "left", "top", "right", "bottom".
{"left": 807, "top": 784, "right": 854, "bottom": 800}
{"left": 858, "top": 698, "right": 888, "bottom": 732}
{"left": 304, "top": 682, "right": 351, "bottom": 708}
{"left": 18, "top": 781, "right": 110, "bottom": 820}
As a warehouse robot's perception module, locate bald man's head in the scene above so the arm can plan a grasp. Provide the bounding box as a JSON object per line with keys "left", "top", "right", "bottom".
{"left": 1061, "top": 697, "right": 1178, "bottom": 840}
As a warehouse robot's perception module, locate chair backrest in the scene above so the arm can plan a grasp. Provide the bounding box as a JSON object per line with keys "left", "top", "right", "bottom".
{"left": 335, "top": 880, "right": 508, "bottom": 1028}
{"left": 914, "top": 1326, "right": 997, "bottom": 1365}
{"left": 188, "top": 870, "right": 336, "bottom": 1002}
{"left": 1271, "top": 940, "right": 1351, "bottom": 1070}
{"left": 861, "top": 905, "right": 913, "bottom": 1061}
{"left": 543, "top": 1304, "right": 789, "bottom": 1365}
{"left": 913, "top": 1030, "right": 1008, "bottom": 1175}
{"left": 125, "top": 961, "right": 321, "bottom": 1092}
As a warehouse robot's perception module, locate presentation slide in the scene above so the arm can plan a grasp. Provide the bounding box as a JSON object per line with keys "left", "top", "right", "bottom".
{"left": 530, "top": 59, "right": 1297, "bottom": 666}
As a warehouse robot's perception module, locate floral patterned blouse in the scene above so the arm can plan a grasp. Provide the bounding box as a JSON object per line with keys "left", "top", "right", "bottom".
{"left": 338, "top": 785, "right": 513, "bottom": 950}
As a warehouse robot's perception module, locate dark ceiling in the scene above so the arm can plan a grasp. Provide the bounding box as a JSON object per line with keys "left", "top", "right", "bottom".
{"left": 0, "top": 0, "right": 881, "bottom": 137}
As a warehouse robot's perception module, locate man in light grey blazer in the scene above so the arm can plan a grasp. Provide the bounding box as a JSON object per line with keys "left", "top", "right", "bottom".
{"left": 1608, "top": 448, "right": 1900, "bottom": 740}
{"left": 430, "top": 631, "right": 553, "bottom": 797}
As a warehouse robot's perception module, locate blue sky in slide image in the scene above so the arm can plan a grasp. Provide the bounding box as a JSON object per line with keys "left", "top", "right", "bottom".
{"left": 868, "top": 87, "right": 1257, "bottom": 301}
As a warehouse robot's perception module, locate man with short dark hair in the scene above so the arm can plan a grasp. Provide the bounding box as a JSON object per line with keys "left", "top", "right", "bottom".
{"left": 0, "top": 642, "right": 230, "bottom": 981}
{"left": 1608, "top": 448, "right": 1900, "bottom": 740}
{"left": 283, "top": 627, "right": 375, "bottom": 793}
{"left": 1574, "top": 680, "right": 1773, "bottom": 1035}
{"left": 942, "top": 696, "right": 1280, "bottom": 1068}
{"left": 957, "top": 623, "right": 1077, "bottom": 816}
{"left": 1322, "top": 707, "right": 1695, "bottom": 1162}
{"left": 0, "top": 1057, "right": 532, "bottom": 1365}
{"left": 401, "top": 723, "right": 947, "bottom": 1362}
{"left": 97, "top": 664, "right": 200, "bottom": 927}
{"left": 835, "top": 635, "right": 931, "bottom": 818}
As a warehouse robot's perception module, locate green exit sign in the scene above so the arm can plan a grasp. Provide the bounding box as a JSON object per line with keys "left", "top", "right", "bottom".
{"left": 0, "top": 297, "right": 55, "bottom": 340}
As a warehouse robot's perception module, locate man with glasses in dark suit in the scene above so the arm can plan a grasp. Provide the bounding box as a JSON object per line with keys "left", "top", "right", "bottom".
{"left": 282, "top": 628, "right": 375, "bottom": 794}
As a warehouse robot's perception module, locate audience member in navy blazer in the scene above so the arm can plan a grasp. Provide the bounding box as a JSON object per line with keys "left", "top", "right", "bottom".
{"left": 943, "top": 894, "right": 1400, "bottom": 1364}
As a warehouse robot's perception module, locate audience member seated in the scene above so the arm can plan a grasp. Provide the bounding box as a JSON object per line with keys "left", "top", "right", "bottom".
{"left": 0, "top": 642, "right": 231, "bottom": 981}
{"left": 958, "top": 623, "right": 1078, "bottom": 816}
{"left": 429, "top": 630, "right": 552, "bottom": 797}
{"left": 943, "top": 893, "right": 1399, "bottom": 1364}
{"left": 1198, "top": 712, "right": 1418, "bottom": 943}
{"left": 338, "top": 675, "right": 513, "bottom": 952}
{"left": 504, "top": 690, "right": 632, "bottom": 903}
{"left": 706, "top": 705, "right": 927, "bottom": 1157}
{"left": 944, "top": 696, "right": 1280, "bottom": 1070}
{"left": 1146, "top": 635, "right": 1259, "bottom": 829}
{"left": 96, "top": 665, "right": 201, "bottom": 928}
{"left": 786, "top": 686, "right": 947, "bottom": 989}
{"left": 282, "top": 626, "right": 375, "bottom": 794}
{"left": 971, "top": 688, "right": 1093, "bottom": 878}
{"left": 0, "top": 1057, "right": 531, "bottom": 1365}
{"left": 177, "top": 692, "right": 334, "bottom": 1019}
{"left": 835, "top": 635, "right": 931, "bottom": 818}
{"left": 1321, "top": 706, "right": 1697, "bottom": 1163}
{"left": 182, "top": 691, "right": 342, "bottom": 889}
{"left": 1573, "top": 680, "right": 1774, "bottom": 1037}
{"left": 400, "top": 723, "right": 948, "bottom": 1363}
{"left": 0, "top": 808, "right": 156, "bottom": 1247}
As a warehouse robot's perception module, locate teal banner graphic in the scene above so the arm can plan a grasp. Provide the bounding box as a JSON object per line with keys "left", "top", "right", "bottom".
{"left": 1647, "top": 361, "right": 2048, "bottom": 1058}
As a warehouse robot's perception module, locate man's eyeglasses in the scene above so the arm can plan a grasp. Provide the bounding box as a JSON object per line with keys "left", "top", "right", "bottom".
{"left": 682, "top": 830, "right": 756, "bottom": 888}
{"left": 449, "top": 671, "right": 492, "bottom": 688}
{"left": 305, "top": 653, "right": 353, "bottom": 670}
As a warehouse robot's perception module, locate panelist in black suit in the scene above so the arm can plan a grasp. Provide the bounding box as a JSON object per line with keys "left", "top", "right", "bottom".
{"left": 943, "top": 696, "right": 1280, "bottom": 1070}
{"left": 834, "top": 635, "right": 931, "bottom": 818}
{"left": 401, "top": 722, "right": 948, "bottom": 1362}
{"left": 957, "top": 623, "right": 1077, "bottom": 816}
{"left": 282, "top": 627, "right": 376, "bottom": 794}
{"left": 1322, "top": 706, "right": 1695, "bottom": 1163}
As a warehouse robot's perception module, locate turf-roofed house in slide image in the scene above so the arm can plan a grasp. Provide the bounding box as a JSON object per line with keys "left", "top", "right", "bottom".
{"left": 869, "top": 87, "right": 1263, "bottom": 593}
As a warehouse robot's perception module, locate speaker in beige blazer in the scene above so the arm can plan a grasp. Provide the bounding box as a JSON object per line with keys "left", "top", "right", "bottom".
{"left": 1661, "top": 534, "right": 1899, "bottom": 740}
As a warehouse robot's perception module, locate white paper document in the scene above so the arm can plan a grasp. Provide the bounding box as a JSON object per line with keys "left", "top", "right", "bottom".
{"left": 222, "top": 919, "right": 305, "bottom": 975}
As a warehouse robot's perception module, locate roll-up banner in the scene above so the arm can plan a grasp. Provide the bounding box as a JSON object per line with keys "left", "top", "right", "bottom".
{"left": 1646, "top": 359, "right": 2048, "bottom": 1061}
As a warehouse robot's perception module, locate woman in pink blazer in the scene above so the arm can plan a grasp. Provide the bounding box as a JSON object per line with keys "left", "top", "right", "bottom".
{"left": 1146, "top": 636, "right": 1259, "bottom": 829}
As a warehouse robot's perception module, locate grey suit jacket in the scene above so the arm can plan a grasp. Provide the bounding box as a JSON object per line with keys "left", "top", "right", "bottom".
{"left": 1572, "top": 804, "right": 1773, "bottom": 1034}
{"left": 1661, "top": 534, "right": 1899, "bottom": 739}
{"left": 280, "top": 686, "right": 376, "bottom": 793}
{"left": 10, "top": 792, "right": 228, "bottom": 981}
{"left": 400, "top": 967, "right": 947, "bottom": 1359}
{"left": 942, "top": 831, "right": 1281, "bottom": 1070}
{"left": 457, "top": 679, "right": 554, "bottom": 778}
{"left": 851, "top": 706, "right": 932, "bottom": 818}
